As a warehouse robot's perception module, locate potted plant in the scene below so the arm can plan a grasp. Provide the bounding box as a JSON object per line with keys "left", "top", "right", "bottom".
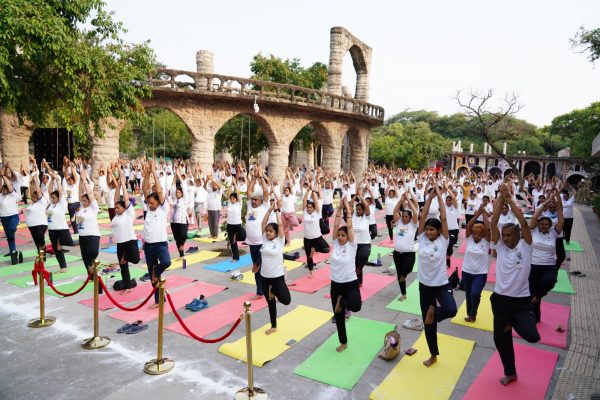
{"left": 592, "top": 195, "right": 600, "bottom": 218}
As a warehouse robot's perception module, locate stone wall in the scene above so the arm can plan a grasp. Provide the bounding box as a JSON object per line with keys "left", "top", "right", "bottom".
{"left": 0, "top": 110, "right": 32, "bottom": 169}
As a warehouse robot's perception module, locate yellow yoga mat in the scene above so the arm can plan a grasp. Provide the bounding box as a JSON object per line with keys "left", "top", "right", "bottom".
{"left": 97, "top": 218, "right": 111, "bottom": 224}
{"left": 237, "top": 260, "right": 303, "bottom": 285}
{"left": 194, "top": 234, "right": 227, "bottom": 243}
{"left": 284, "top": 238, "right": 304, "bottom": 252}
{"left": 370, "top": 333, "right": 475, "bottom": 400}
{"left": 219, "top": 305, "right": 332, "bottom": 367}
{"left": 133, "top": 225, "right": 144, "bottom": 231}
{"left": 451, "top": 290, "right": 494, "bottom": 332}
{"left": 167, "top": 251, "right": 221, "bottom": 270}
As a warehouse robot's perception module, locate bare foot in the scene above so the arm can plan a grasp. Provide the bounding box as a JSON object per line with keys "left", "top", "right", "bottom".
{"left": 397, "top": 295, "right": 407, "bottom": 301}
{"left": 308, "top": 270, "right": 313, "bottom": 279}
{"left": 56, "top": 268, "right": 68, "bottom": 274}
{"left": 500, "top": 374, "right": 518, "bottom": 386}
{"left": 336, "top": 343, "right": 348, "bottom": 353}
{"left": 424, "top": 305, "right": 435, "bottom": 325}
{"left": 148, "top": 303, "right": 159, "bottom": 310}
{"left": 464, "top": 316, "right": 476, "bottom": 323}
{"left": 423, "top": 356, "right": 437, "bottom": 367}
{"left": 265, "top": 327, "right": 277, "bottom": 335}
{"left": 250, "top": 294, "right": 263, "bottom": 301}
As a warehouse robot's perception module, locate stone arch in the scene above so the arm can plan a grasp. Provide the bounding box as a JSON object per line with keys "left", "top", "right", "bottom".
{"left": 523, "top": 160, "right": 541, "bottom": 177}
{"left": 566, "top": 173, "right": 586, "bottom": 186}
{"left": 472, "top": 166, "right": 484, "bottom": 175}
{"left": 456, "top": 165, "right": 469, "bottom": 176}
{"left": 327, "top": 27, "right": 372, "bottom": 101}
{"left": 288, "top": 121, "right": 329, "bottom": 170}
{"left": 141, "top": 106, "right": 194, "bottom": 160}
{"left": 545, "top": 162, "right": 556, "bottom": 179}
{"left": 488, "top": 166, "right": 502, "bottom": 178}
{"left": 503, "top": 168, "right": 513, "bottom": 178}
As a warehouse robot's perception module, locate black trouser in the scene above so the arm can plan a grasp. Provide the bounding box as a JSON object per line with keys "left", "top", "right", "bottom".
{"left": 249, "top": 244, "right": 264, "bottom": 296}
{"left": 490, "top": 293, "right": 540, "bottom": 376}
{"left": 528, "top": 264, "right": 558, "bottom": 322}
{"left": 129, "top": 179, "right": 136, "bottom": 193}
{"left": 80, "top": 235, "right": 101, "bottom": 293}
{"left": 355, "top": 243, "right": 371, "bottom": 285}
{"left": 333, "top": 188, "right": 342, "bottom": 198}
{"left": 555, "top": 238, "right": 565, "bottom": 269}
{"left": 385, "top": 215, "right": 394, "bottom": 240}
{"left": 374, "top": 198, "right": 383, "bottom": 210}
{"left": 262, "top": 275, "right": 291, "bottom": 328}
{"left": 419, "top": 282, "right": 457, "bottom": 356}
{"left": 28, "top": 225, "right": 47, "bottom": 250}
{"left": 563, "top": 218, "right": 574, "bottom": 243}
{"left": 20, "top": 186, "right": 28, "bottom": 204}
{"left": 464, "top": 214, "right": 474, "bottom": 226}
{"left": 144, "top": 242, "right": 171, "bottom": 303}
{"left": 48, "top": 229, "right": 74, "bottom": 270}
{"left": 227, "top": 224, "right": 244, "bottom": 260}
{"left": 321, "top": 203, "right": 334, "bottom": 229}
{"left": 446, "top": 229, "right": 459, "bottom": 267}
{"left": 303, "top": 236, "right": 331, "bottom": 271}
{"left": 117, "top": 239, "right": 140, "bottom": 289}
{"left": 67, "top": 202, "right": 80, "bottom": 234}
{"left": 369, "top": 224, "right": 377, "bottom": 240}
{"left": 170, "top": 222, "right": 188, "bottom": 256}
{"left": 330, "top": 280, "right": 362, "bottom": 344}
{"left": 393, "top": 251, "right": 415, "bottom": 295}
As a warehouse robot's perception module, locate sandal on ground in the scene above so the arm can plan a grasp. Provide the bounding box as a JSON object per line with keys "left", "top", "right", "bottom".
{"left": 117, "top": 320, "right": 143, "bottom": 333}
{"left": 126, "top": 322, "right": 148, "bottom": 334}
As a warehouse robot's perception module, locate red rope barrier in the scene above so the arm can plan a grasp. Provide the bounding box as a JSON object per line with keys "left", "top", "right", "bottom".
{"left": 44, "top": 274, "right": 91, "bottom": 297}
{"left": 97, "top": 277, "right": 157, "bottom": 312}
{"left": 166, "top": 292, "right": 242, "bottom": 343}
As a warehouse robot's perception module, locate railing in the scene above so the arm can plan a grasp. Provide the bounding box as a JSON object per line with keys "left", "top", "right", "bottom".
{"left": 148, "top": 68, "right": 385, "bottom": 121}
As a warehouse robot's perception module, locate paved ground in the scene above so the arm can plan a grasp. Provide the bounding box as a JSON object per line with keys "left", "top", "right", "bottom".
{"left": 0, "top": 205, "right": 594, "bottom": 400}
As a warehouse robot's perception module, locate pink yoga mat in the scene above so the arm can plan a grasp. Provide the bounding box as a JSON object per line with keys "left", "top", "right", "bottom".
{"left": 378, "top": 238, "right": 395, "bottom": 248}
{"left": 297, "top": 251, "right": 331, "bottom": 264}
{"left": 513, "top": 302, "right": 570, "bottom": 349}
{"left": 324, "top": 272, "right": 395, "bottom": 301}
{"left": 463, "top": 343, "right": 558, "bottom": 400}
{"left": 458, "top": 229, "right": 466, "bottom": 239}
{"left": 165, "top": 292, "right": 268, "bottom": 339}
{"left": 288, "top": 266, "right": 331, "bottom": 293}
{"left": 458, "top": 241, "right": 467, "bottom": 254}
{"left": 78, "top": 275, "right": 195, "bottom": 310}
{"left": 449, "top": 257, "right": 496, "bottom": 283}
{"left": 0, "top": 237, "right": 32, "bottom": 248}
{"left": 108, "top": 280, "right": 227, "bottom": 323}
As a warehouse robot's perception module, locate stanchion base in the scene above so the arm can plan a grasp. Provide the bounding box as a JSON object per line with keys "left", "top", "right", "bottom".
{"left": 143, "top": 358, "right": 175, "bottom": 375}
{"left": 234, "top": 387, "right": 267, "bottom": 400}
{"left": 28, "top": 316, "right": 56, "bottom": 328}
{"left": 81, "top": 336, "right": 111, "bottom": 350}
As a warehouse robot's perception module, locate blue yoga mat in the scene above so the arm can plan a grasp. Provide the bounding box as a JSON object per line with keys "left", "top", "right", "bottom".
{"left": 204, "top": 254, "right": 252, "bottom": 272}
{"left": 100, "top": 240, "right": 142, "bottom": 254}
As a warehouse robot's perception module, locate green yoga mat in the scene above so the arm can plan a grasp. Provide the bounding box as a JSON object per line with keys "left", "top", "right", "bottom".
{"left": 369, "top": 245, "right": 394, "bottom": 259}
{"left": 385, "top": 280, "right": 422, "bottom": 315}
{"left": 186, "top": 230, "right": 199, "bottom": 239}
{"left": 0, "top": 254, "right": 82, "bottom": 277}
{"left": 552, "top": 269, "right": 575, "bottom": 294}
{"left": 294, "top": 317, "right": 395, "bottom": 390}
{"left": 564, "top": 240, "right": 584, "bottom": 252}
{"left": 387, "top": 254, "right": 418, "bottom": 272}
{"left": 45, "top": 268, "right": 146, "bottom": 297}
{"left": 7, "top": 263, "right": 86, "bottom": 287}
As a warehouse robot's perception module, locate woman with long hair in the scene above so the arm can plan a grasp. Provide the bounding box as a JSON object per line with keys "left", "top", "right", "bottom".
{"left": 302, "top": 182, "right": 331, "bottom": 278}
{"left": 76, "top": 169, "right": 102, "bottom": 292}
{"left": 46, "top": 172, "right": 75, "bottom": 272}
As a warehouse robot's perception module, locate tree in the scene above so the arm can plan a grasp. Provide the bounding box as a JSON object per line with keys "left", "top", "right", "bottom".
{"left": 571, "top": 26, "right": 600, "bottom": 64}
{"left": 0, "top": 0, "right": 156, "bottom": 141}
{"left": 214, "top": 116, "right": 267, "bottom": 164}
{"left": 543, "top": 102, "right": 600, "bottom": 159}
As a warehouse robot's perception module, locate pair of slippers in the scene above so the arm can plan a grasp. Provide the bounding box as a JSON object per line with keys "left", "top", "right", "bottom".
{"left": 185, "top": 296, "right": 208, "bottom": 312}
{"left": 117, "top": 320, "right": 148, "bottom": 334}
{"left": 186, "top": 246, "right": 199, "bottom": 254}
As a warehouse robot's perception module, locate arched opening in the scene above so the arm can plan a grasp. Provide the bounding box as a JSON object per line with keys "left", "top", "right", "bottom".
{"left": 472, "top": 166, "right": 484, "bottom": 175}
{"left": 488, "top": 166, "right": 502, "bottom": 178}
{"left": 456, "top": 166, "right": 469, "bottom": 177}
{"left": 503, "top": 168, "right": 513, "bottom": 178}
{"left": 546, "top": 162, "right": 556, "bottom": 179}
{"left": 523, "top": 161, "right": 541, "bottom": 177}
{"left": 213, "top": 114, "right": 268, "bottom": 167}
{"left": 288, "top": 123, "right": 319, "bottom": 169}
{"left": 567, "top": 173, "right": 586, "bottom": 186}
{"left": 342, "top": 52, "right": 357, "bottom": 99}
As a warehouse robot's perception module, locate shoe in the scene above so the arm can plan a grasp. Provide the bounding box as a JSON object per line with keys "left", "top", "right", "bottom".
{"left": 402, "top": 318, "right": 424, "bottom": 331}
{"left": 18, "top": 251, "right": 23, "bottom": 263}
{"left": 189, "top": 299, "right": 208, "bottom": 312}
{"left": 10, "top": 251, "right": 18, "bottom": 265}
{"left": 140, "top": 273, "right": 150, "bottom": 282}
{"left": 186, "top": 295, "right": 206, "bottom": 310}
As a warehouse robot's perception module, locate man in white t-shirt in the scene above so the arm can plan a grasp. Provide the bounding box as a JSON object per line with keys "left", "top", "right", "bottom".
{"left": 246, "top": 167, "right": 270, "bottom": 299}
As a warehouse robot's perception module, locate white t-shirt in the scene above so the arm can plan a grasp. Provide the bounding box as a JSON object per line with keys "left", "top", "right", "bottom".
{"left": 260, "top": 235, "right": 285, "bottom": 278}
{"left": 281, "top": 194, "right": 296, "bottom": 213}
{"left": 532, "top": 188, "right": 543, "bottom": 208}
{"left": 498, "top": 211, "right": 516, "bottom": 227}
{"left": 427, "top": 196, "right": 440, "bottom": 219}
{"left": 476, "top": 203, "right": 493, "bottom": 222}
{"left": 0, "top": 190, "right": 19, "bottom": 217}
{"left": 462, "top": 237, "right": 490, "bottom": 275}
{"left": 25, "top": 195, "right": 49, "bottom": 226}
{"left": 76, "top": 201, "right": 101, "bottom": 237}
{"left": 143, "top": 201, "right": 170, "bottom": 243}
{"left": 531, "top": 227, "right": 558, "bottom": 266}
{"left": 446, "top": 205, "right": 460, "bottom": 231}
{"left": 385, "top": 196, "right": 399, "bottom": 215}
{"left": 562, "top": 196, "right": 574, "bottom": 219}
{"left": 303, "top": 210, "right": 321, "bottom": 239}
{"left": 206, "top": 187, "right": 223, "bottom": 211}
{"left": 465, "top": 198, "right": 480, "bottom": 215}
{"left": 245, "top": 203, "right": 269, "bottom": 245}
{"left": 112, "top": 206, "right": 137, "bottom": 243}
{"left": 98, "top": 175, "right": 108, "bottom": 192}
{"left": 47, "top": 198, "right": 69, "bottom": 230}
{"left": 494, "top": 239, "right": 532, "bottom": 297}
{"left": 194, "top": 185, "right": 208, "bottom": 204}
{"left": 65, "top": 182, "right": 80, "bottom": 204}
{"left": 394, "top": 220, "right": 417, "bottom": 253}
{"left": 227, "top": 201, "right": 242, "bottom": 225}
{"left": 352, "top": 214, "right": 371, "bottom": 244}
{"left": 542, "top": 210, "right": 563, "bottom": 239}
{"left": 322, "top": 188, "right": 334, "bottom": 204}
{"left": 170, "top": 197, "right": 189, "bottom": 224}
{"left": 107, "top": 188, "right": 116, "bottom": 208}
{"left": 330, "top": 238, "right": 358, "bottom": 283}
{"left": 417, "top": 233, "right": 449, "bottom": 287}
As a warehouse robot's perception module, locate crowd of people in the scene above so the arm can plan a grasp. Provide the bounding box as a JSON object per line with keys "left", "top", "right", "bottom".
{"left": 0, "top": 155, "right": 579, "bottom": 386}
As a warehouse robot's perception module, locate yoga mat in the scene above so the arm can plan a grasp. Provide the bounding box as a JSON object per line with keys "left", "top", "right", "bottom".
{"left": 369, "top": 245, "right": 394, "bottom": 259}
{"left": 78, "top": 275, "right": 195, "bottom": 310}
{"left": 283, "top": 238, "right": 304, "bottom": 252}
{"left": 204, "top": 254, "right": 252, "bottom": 272}
{"left": 384, "top": 280, "right": 422, "bottom": 315}
{"left": 7, "top": 263, "right": 86, "bottom": 287}
{"left": 288, "top": 266, "right": 331, "bottom": 293}
{"left": 564, "top": 240, "right": 584, "bottom": 252}
{"left": 325, "top": 273, "right": 396, "bottom": 302}
{"left": 294, "top": 317, "right": 396, "bottom": 390}
{"left": 369, "top": 333, "right": 475, "bottom": 400}
{"left": 236, "top": 260, "right": 305, "bottom": 285}
{"left": 378, "top": 238, "right": 395, "bottom": 248}
{"left": 194, "top": 233, "right": 227, "bottom": 243}
{"left": 186, "top": 230, "right": 198, "bottom": 239}
{"left": 463, "top": 343, "right": 558, "bottom": 400}
{"left": 218, "top": 305, "right": 332, "bottom": 367}
{"left": 167, "top": 251, "right": 221, "bottom": 270}
{"left": 46, "top": 268, "right": 146, "bottom": 298}
{"left": 165, "top": 292, "right": 268, "bottom": 338}
{"left": 297, "top": 251, "right": 331, "bottom": 264}
{"left": 458, "top": 240, "right": 467, "bottom": 254}
{"left": 552, "top": 269, "right": 575, "bottom": 294}
{"left": 100, "top": 240, "right": 142, "bottom": 254}
{"left": 448, "top": 257, "right": 496, "bottom": 283}
{"left": 108, "top": 280, "right": 227, "bottom": 323}
{"left": 0, "top": 237, "right": 32, "bottom": 248}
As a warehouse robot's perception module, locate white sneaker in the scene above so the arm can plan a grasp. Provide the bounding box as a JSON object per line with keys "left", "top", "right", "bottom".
{"left": 402, "top": 318, "right": 424, "bottom": 331}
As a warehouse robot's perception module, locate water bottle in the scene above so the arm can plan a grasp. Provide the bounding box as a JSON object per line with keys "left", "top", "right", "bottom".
{"left": 182, "top": 258, "right": 187, "bottom": 270}
{"left": 376, "top": 253, "right": 382, "bottom": 266}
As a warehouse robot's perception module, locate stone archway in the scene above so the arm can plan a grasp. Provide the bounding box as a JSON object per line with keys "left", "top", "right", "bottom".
{"left": 472, "top": 166, "right": 484, "bottom": 175}
{"left": 488, "top": 166, "right": 502, "bottom": 178}
{"left": 503, "top": 168, "right": 514, "bottom": 178}
{"left": 523, "top": 160, "right": 541, "bottom": 177}
{"left": 456, "top": 165, "right": 469, "bottom": 177}
{"left": 546, "top": 162, "right": 556, "bottom": 179}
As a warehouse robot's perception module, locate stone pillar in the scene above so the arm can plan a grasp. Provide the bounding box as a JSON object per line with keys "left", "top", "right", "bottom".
{"left": 190, "top": 133, "right": 215, "bottom": 172}
{"left": 307, "top": 142, "right": 315, "bottom": 169}
{"left": 196, "top": 50, "right": 214, "bottom": 90}
{"left": 0, "top": 110, "right": 32, "bottom": 169}
{"left": 91, "top": 118, "right": 126, "bottom": 197}
{"left": 320, "top": 140, "right": 343, "bottom": 174}
{"left": 327, "top": 27, "right": 346, "bottom": 97}
{"left": 355, "top": 71, "right": 369, "bottom": 101}
{"left": 267, "top": 143, "right": 289, "bottom": 184}
{"left": 349, "top": 127, "right": 370, "bottom": 177}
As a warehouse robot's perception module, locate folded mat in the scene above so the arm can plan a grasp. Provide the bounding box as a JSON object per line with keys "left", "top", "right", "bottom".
{"left": 463, "top": 343, "right": 558, "bottom": 400}
{"left": 219, "top": 305, "right": 331, "bottom": 367}
{"left": 369, "top": 332, "right": 475, "bottom": 400}
{"left": 325, "top": 273, "right": 396, "bottom": 302}
{"left": 166, "top": 292, "right": 268, "bottom": 338}
{"left": 294, "top": 317, "right": 395, "bottom": 390}
{"left": 384, "top": 279, "right": 422, "bottom": 315}
{"left": 167, "top": 251, "right": 221, "bottom": 270}
{"left": 45, "top": 268, "right": 146, "bottom": 298}
{"left": 551, "top": 269, "right": 575, "bottom": 294}
{"left": 108, "top": 280, "right": 227, "bottom": 323}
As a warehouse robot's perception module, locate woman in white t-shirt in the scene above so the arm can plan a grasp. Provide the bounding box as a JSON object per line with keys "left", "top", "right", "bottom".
{"left": 392, "top": 192, "right": 419, "bottom": 301}
{"left": 462, "top": 205, "right": 491, "bottom": 322}
{"left": 1, "top": 166, "right": 21, "bottom": 264}
{"left": 226, "top": 186, "right": 245, "bottom": 262}
{"left": 26, "top": 174, "right": 49, "bottom": 254}
{"left": 302, "top": 184, "right": 331, "bottom": 278}
{"left": 260, "top": 201, "right": 291, "bottom": 335}
{"left": 280, "top": 183, "right": 299, "bottom": 245}
{"left": 464, "top": 191, "right": 480, "bottom": 225}
{"left": 46, "top": 172, "right": 75, "bottom": 272}
{"left": 490, "top": 184, "right": 540, "bottom": 387}
{"left": 528, "top": 195, "right": 564, "bottom": 323}
{"left": 168, "top": 169, "right": 190, "bottom": 257}
{"left": 193, "top": 174, "right": 207, "bottom": 231}
{"left": 112, "top": 176, "right": 140, "bottom": 293}
{"left": 561, "top": 187, "right": 576, "bottom": 245}
{"left": 384, "top": 185, "right": 400, "bottom": 241}
{"left": 444, "top": 188, "right": 460, "bottom": 269}
{"left": 76, "top": 169, "right": 102, "bottom": 291}
{"left": 417, "top": 181, "right": 456, "bottom": 368}
{"left": 329, "top": 198, "right": 362, "bottom": 353}
{"left": 498, "top": 203, "right": 516, "bottom": 228}
{"left": 352, "top": 193, "right": 372, "bottom": 286}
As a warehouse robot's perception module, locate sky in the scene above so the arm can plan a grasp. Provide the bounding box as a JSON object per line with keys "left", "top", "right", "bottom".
{"left": 104, "top": 0, "right": 600, "bottom": 127}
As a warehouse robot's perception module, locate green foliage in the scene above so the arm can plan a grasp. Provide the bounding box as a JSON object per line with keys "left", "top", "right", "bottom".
{"left": 250, "top": 53, "right": 327, "bottom": 91}
{"left": 0, "top": 0, "right": 156, "bottom": 141}
{"left": 214, "top": 116, "right": 268, "bottom": 162}
{"left": 543, "top": 102, "right": 600, "bottom": 159}
{"left": 571, "top": 26, "right": 600, "bottom": 64}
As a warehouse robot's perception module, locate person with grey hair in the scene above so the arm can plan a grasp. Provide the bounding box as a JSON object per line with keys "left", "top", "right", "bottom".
{"left": 246, "top": 166, "right": 270, "bottom": 300}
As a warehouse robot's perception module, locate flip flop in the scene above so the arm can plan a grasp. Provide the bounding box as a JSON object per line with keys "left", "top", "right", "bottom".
{"left": 117, "top": 320, "right": 143, "bottom": 334}
{"left": 126, "top": 322, "right": 148, "bottom": 334}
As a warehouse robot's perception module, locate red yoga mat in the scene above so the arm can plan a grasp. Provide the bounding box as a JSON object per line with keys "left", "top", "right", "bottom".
{"left": 165, "top": 292, "right": 268, "bottom": 339}
{"left": 378, "top": 238, "right": 395, "bottom": 248}
{"left": 463, "top": 343, "right": 558, "bottom": 400}
{"left": 108, "top": 280, "right": 227, "bottom": 323}
{"left": 78, "top": 275, "right": 195, "bottom": 310}
{"left": 288, "top": 266, "right": 331, "bottom": 294}
{"left": 297, "top": 251, "right": 331, "bottom": 264}
{"left": 449, "top": 256, "right": 496, "bottom": 283}
{"left": 324, "top": 272, "right": 395, "bottom": 301}
{"left": 0, "top": 236, "right": 32, "bottom": 248}
{"left": 513, "top": 302, "right": 570, "bottom": 349}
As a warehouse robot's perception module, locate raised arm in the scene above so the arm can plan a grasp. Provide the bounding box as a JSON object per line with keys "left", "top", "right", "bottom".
{"left": 490, "top": 187, "right": 505, "bottom": 245}
{"left": 554, "top": 192, "right": 564, "bottom": 234}
{"left": 345, "top": 198, "right": 355, "bottom": 242}
{"left": 466, "top": 205, "right": 483, "bottom": 238}
{"left": 332, "top": 199, "right": 344, "bottom": 241}
{"left": 152, "top": 164, "right": 165, "bottom": 204}
{"left": 417, "top": 182, "right": 434, "bottom": 235}
{"left": 504, "top": 188, "right": 531, "bottom": 244}
{"left": 261, "top": 202, "right": 274, "bottom": 233}
{"left": 435, "top": 185, "right": 449, "bottom": 240}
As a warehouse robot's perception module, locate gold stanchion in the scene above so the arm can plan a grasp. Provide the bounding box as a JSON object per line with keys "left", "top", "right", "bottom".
{"left": 144, "top": 278, "right": 175, "bottom": 375}
{"left": 28, "top": 250, "right": 56, "bottom": 328}
{"left": 235, "top": 301, "right": 267, "bottom": 400}
{"left": 82, "top": 260, "right": 111, "bottom": 350}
